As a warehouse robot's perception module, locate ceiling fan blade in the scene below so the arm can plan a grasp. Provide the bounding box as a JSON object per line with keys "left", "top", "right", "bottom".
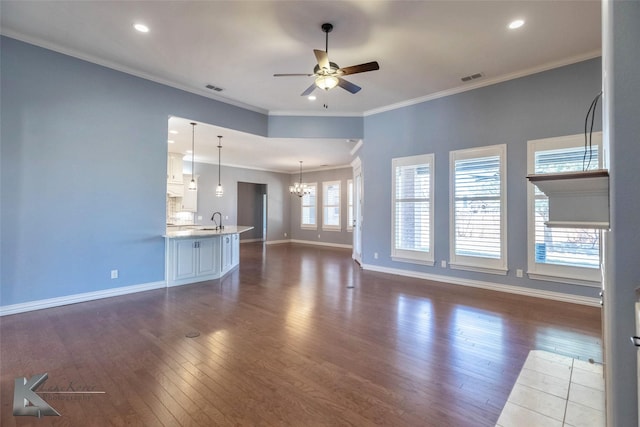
{"left": 339, "top": 61, "right": 380, "bottom": 76}
{"left": 314, "top": 49, "right": 330, "bottom": 71}
{"left": 274, "top": 73, "right": 313, "bottom": 77}
{"left": 337, "top": 77, "right": 361, "bottom": 94}
{"left": 300, "top": 83, "right": 317, "bottom": 96}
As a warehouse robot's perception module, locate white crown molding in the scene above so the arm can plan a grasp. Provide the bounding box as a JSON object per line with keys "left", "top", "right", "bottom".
{"left": 0, "top": 281, "right": 166, "bottom": 316}
{"left": 1, "top": 30, "right": 268, "bottom": 115}
{"left": 268, "top": 110, "right": 364, "bottom": 117}
{"left": 3, "top": 31, "right": 601, "bottom": 123}
{"left": 289, "top": 164, "right": 352, "bottom": 174}
{"left": 349, "top": 140, "right": 363, "bottom": 156}
{"left": 361, "top": 263, "right": 600, "bottom": 307}
{"left": 363, "top": 50, "right": 602, "bottom": 117}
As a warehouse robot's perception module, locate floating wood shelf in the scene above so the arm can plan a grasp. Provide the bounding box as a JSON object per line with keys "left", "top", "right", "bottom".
{"left": 527, "top": 169, "right": 610, "bottom": 229}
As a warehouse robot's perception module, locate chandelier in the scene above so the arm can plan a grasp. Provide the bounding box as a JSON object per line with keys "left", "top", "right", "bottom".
{"left": 289, "top": 161, "right": 310, "bottom": 197}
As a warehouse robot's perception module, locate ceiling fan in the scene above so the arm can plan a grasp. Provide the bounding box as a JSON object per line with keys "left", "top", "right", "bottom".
{"left": 274, "top": 23, "right": 380, "bottom": 96}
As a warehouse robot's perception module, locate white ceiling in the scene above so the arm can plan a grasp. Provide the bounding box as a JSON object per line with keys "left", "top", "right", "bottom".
{"left": 168, "top": 116, "right": 358, "bottom": 173}
{"left": 1, "top": 0, "right": 601, "bottom": 172}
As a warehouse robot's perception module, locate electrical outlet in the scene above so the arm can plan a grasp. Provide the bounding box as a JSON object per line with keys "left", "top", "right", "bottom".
{"left": 374, "top": 252, "right": 379, "bottom": 259}
{"left": 110, "top": 269, "right": 118, "bottom": 279}
{"left": 225, "top": 215, "right": 229, "bottom": 220}
{"left": 441, "top": 260, "right": 447, "bottom": 268}
{"left": 197, "top": 216, "right": 202, "bottom": 221}
{"left": 516, "top": 269, "right": 523, "bottom": 278}
{"left": 284, "top": 232, "right": 287, "bottom": 237}
{"left": 318, "top": 234, "right": 321, "bottom": 239}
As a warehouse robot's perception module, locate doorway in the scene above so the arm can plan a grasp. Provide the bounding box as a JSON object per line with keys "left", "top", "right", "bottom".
{"left": 237, "top": 182, "right": 267, "bottom": 242}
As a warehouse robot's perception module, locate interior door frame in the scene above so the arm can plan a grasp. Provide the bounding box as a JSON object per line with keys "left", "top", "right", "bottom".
{"left": 351, "top": 157, "right": 363, "bottom": 264}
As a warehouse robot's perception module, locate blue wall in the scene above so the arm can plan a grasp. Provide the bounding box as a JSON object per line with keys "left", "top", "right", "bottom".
{"left": 0, "top": 36, "right": 366, "bottom": 308}
{"left": 0, "top": 37, "right": 265, "bottom": 306}
{"left": 361, "top": 58, "right": 602, "bottom": 298}
{"left": 0, "top": 35, "right": 605, "bottom": 309}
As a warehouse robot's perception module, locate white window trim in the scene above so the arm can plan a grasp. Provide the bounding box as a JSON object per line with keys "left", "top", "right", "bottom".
{"left": 301, "top": 182, "right": 317, "bottom": 230}
{"left": 322, "top": 180, "right": 341, "bottom": 231}
{"left": 526, "top": 133, "right": 603, "bottom": 287}
{"left": 449, "top": 144, "right": 508, "bottom": 275}
{"left": 391, "top": 153, "right": 435, "bottom": 266}
{"left": 347, "top": 179, "right": 354, "bottom": 232}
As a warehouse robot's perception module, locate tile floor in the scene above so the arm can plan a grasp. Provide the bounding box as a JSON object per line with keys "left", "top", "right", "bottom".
{"left": 496, "top": 350, "right": 605, "bottom": 427}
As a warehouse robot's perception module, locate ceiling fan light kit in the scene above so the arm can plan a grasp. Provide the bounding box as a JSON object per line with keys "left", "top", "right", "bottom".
{"left": 274, "top": 22, "right": 379, "bottom": 98}
{"left": 315, "top": 75, "right": 339, "bottom": 90}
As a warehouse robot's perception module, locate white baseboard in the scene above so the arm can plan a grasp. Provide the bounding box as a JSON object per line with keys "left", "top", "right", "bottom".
{"left": 0, "top": 281, "right": 166, "bottom": 316}
{"left": 289, "top": 239, "right": 352, "bottom": 249}
{"left": 240, "top": 238, "right": 264, "bottom": 244}
{"left": 265, "top": 239, "right": 290, "bottom": 245}
{"left": 361, "top": 264, "right": 600, "bottom": 307}
{"left": 265, "top": 239, "right": 352, "bottom": 249}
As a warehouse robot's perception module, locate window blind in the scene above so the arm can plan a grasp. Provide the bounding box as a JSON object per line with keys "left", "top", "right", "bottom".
{"left": 301, "top": 184, "right": 316, "bottom": 226}
{"left": 453, "top": 155, "right": 501, "bottom": 259}
{"left": 534, "top": 146, "right": 600, "bottom": 269}
{"left": 394, "top": 163, "right": 430, "bottom": 252}
{"left": 323, "top": 182, "right": 340, "bottom": 228}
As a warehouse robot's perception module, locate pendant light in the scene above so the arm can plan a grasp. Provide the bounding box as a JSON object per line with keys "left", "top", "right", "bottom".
{"left": 188, "top": 122, "right": 197, "bottom": 191}
{"left": 289, "top": 161, "right": 310, "bottom": 197}
{"left": 216, "top": 136, "right": 224, "bottom": 197}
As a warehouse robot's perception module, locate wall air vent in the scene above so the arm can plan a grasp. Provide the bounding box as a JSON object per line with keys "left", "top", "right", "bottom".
{"left": 205, "top": 84, "right": 223, "bottom": 92}
{"left": 461, "top": 72, "right": 484, "bottom": 82}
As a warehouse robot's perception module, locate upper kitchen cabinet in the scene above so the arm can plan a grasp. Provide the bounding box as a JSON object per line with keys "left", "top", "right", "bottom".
{"left": 167, "top": 153, "right": 184, "bottom": 185}
{"left": 181, "top": 174, "right": 198, "bottom": 212}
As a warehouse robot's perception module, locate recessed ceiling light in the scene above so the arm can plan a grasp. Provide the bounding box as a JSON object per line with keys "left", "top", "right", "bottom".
{"left": 167, "top": 140, "right": 174, "bottom": 144}
{"left": 508, "top": 19, "right": 525, "bottom": 30}
{"left": 169, "top": 130, "right": 178, "bottom": 135}
{"left": 308, "top": 95, "right": 317, "bottom": 101}
{"left": 134, "top": 23, "right": 149, "bottom": 33}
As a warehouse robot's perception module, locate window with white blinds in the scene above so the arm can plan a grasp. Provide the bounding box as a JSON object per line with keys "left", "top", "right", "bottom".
{"left": 527, "top": 133, "right": 602, "bottom": 286}
{"left": 449, "top": 145, "right": 507, "bottom": 275}
{"left": 301, "top": 183, "right": 317, "bottom": 229}
{"left": 391, "top": 154, "right": 434, "bottom": 265}
{"left": 347, "top": 179, "right": 354, "bottom": 231}
{"left": 322, "top": 181, "right": 341, "bottom": 230}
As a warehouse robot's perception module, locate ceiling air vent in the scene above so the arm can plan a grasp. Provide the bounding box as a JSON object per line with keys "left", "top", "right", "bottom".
{"left": 205, "top": 84, "right": 223, "bottom": 92}
{"left": 461, "top": 72, "right": 484, "bottom": 82}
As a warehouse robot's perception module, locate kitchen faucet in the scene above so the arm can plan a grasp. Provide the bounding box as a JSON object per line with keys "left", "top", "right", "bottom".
{"left": 211, "top": 211, "right": 224, "bottom": 230}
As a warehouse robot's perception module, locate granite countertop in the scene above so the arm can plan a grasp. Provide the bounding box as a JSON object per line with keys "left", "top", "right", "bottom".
{"left": 163, "top": 225, "right": 254, "bottom": 239}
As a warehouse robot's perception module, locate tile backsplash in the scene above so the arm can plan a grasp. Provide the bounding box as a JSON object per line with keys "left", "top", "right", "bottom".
{"left": 166, "top": 197, "right": 194, "bottom": 225}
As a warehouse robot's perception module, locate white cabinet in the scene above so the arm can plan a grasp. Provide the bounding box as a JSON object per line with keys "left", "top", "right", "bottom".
{"left": 232, "top": 233, "right": 240, "bottom": 267}
{"left": 181, "top": 174, "right": 198, "bottom": 212}
{"left": 196, "top": 238, "right": 217, "bottom": 276}
{"left": 173, "top": 239, "right": 197, "bottom": 281}
{"left": 166, "top": 237, "right": 219, "bottom": 286}
{"left": 221, "top": 233, "right": 240, "bottom": 275}
{"left": 167, "top": 153, "right": 184, "bottom": 184}
{"left": 221, "top": 234, "right": 233, "bottom": 275}
{"left": 165, "top": 233, "right": 241, "bottom": 287}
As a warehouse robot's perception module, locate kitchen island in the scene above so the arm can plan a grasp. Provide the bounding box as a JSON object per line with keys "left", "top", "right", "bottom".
{"left": 164, "top": 225, "right": 254, "bottom": 287}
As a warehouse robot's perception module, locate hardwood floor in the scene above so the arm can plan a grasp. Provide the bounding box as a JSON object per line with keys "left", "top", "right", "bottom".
{"left": 0, "top": 243, "right": 602, "bottom": 426}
